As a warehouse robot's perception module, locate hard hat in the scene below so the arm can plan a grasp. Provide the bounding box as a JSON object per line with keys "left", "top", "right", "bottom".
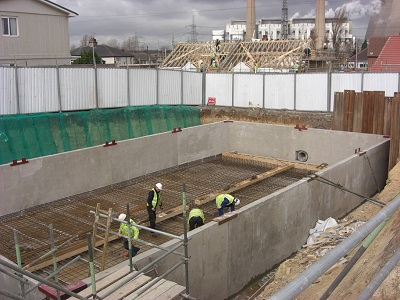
{"left": 156, "top": 183, "right": 162, "bottom": 190}
{"left": 234, "top": 198, "right": 240, "bottom": 206}
{"left": 118, "top": 213, "right": 126, "bottom": 221}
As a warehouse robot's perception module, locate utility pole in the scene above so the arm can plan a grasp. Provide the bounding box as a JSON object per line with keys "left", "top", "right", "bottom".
{"left": 188, "top": 15, "right": 198, "bottom": 43}
{"left": 281, "top": 0, "right": 288, "bottom": 40}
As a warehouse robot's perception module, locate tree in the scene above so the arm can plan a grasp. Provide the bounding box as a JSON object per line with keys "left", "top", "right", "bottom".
{"left": 71, "top": 51, "right": 102, "bottom": 65}
{"left": 80, "top": 34, "right": 89, "bottom": 47}
{"left": 361, "top": 39, "right": 368, "bottom": 51}
{"left": 107, "top": 38, "right": 120, "bottom": 49}
{"left": 331, "top": 6, "right": 347, "bottom": 58}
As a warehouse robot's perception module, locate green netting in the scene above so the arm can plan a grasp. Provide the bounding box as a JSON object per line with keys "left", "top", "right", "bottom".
{"left": 0, "top": 105, "right": 201, "bottom": 165}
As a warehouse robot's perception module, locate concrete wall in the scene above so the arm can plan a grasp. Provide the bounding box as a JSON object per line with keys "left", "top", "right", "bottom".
{"left": 0, "top": 123, "right": 226, "bottom": 216}
{"left": 0, "top": 121, "right": 390, "bottom": 299}
{"left": 130, "top": 139, "right": 389, "bottom": 300}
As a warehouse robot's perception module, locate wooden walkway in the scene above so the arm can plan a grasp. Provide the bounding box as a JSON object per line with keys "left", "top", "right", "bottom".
{"left": 72, "top": 264, "right": 185, "bottom": 300}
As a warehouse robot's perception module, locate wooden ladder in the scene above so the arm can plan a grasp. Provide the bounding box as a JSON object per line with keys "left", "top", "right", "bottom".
{"left": 92, "top": 203, "right": 113, "bottom": 271}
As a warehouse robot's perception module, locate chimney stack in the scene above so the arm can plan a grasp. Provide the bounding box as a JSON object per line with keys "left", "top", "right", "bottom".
{"left": 246, "top": 0, "right": 256, "bottom": 41}
{"left": 315, "top": 0, "right": 325, "bottom": 49}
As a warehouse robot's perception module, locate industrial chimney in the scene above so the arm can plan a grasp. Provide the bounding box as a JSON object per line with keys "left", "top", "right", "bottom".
{"left": 246, "top": 0, "right": 256, "bottom": 41}
{"left": 315, "top": 0, "right": 325, "bottom": 49}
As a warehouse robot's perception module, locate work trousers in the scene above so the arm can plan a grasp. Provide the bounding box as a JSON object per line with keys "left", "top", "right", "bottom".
{"left": 123, "top": 239, "right": 140, "bottom": 257}
{"left": 147, "top": 206, "right": 157, "bottom": 229}
{"left": 189, "top": 216, "right": 204, "bottom": 231}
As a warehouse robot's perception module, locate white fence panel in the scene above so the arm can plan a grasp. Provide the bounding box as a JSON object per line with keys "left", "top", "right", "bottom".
{"left": 183, "top": 71, "right": 202, "bottom": 105}
{"left": 0, "top": 67, "right": 17, "bottom": 115}
{"left": 158, "top": 69, "right": 181, "bottom": 105}
{"left": 59, "top": 67, "right": 96, "bottom": 111}
{"left": 265, "top": 74, "right": 294, "bottom": 110}
{"left": 206, "top": 73, "right": 233, "bottom": 106}
{"left": 331, "top": 72, "right": 362, "bottom": 111}
{"left": 233, "top": 73, "right": 263, "bottom": 108}
{"left": 129, "top": 69, "right": 157, "bottom": 106}
{"left": 98, "top": 68, "right": 128, "bottom": 108}
{"left": 296, "top": 73, "right": 328, "bottom": 111}
{"left": 363, "top": 73, "right": 399, "bottom": 97}
{"left": 18, "top": 68, "right": 59, "bottom": 113}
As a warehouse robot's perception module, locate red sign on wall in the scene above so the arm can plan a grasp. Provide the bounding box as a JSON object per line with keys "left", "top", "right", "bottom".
{"left": 207, "top": 97, "right": 216, "bottom": 105}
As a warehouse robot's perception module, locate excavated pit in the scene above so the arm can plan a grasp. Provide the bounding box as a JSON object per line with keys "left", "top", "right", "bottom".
{"left": 0, "top": 154, "right": 313, "bottom": 286}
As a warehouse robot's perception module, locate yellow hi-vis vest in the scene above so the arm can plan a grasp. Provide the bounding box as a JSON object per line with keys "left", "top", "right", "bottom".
{"left": 216, "top": 194, "right": 234, "bottom": 209}
{"left": 147, "top": 188, "right": 161, "bottom": 208}
{"left": 188, "top": 208, "right": 205, "bottom": 223}
{"left": 118, "top": 219, "right": 139, "bottom": 239}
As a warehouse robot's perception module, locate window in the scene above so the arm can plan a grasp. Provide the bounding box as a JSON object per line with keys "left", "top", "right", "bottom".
{"left": 2, "top": 16, "right": 18, "bottom": 36}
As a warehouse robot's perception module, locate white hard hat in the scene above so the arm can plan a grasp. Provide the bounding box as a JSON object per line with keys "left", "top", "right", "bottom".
{"left": 118, "top": 213, "right": 126, "bottom": 221}
{"left": 156, "top": 183, "right": 162, "bottom": 190}
{"left": 234, "top": 198, "right": 240, "bottom": 206}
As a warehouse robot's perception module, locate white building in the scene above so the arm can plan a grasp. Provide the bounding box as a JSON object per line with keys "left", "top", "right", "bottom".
{"left": 219, "top": 18, "right": 353, "bottom": 48}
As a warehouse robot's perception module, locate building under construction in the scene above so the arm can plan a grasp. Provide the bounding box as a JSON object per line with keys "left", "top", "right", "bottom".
{"left": 0, "top": 116, "right": 389, "bottom": 299}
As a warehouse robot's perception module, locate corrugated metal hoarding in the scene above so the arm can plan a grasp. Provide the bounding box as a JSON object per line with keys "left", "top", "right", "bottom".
{"left": 233, "top": 73, "right": 263, "bottom": 108}
{"left": 296, "top": 73, "right": 328, "bottom": 111}
{"left": 265, "top": 74, "right": 294, "bottom": 110}
{"left": 0, "top": 67, "right": 17, "bottom": 115}
{"left": 158, "top": 69, "right": 181, "bottom": 105}
{"left": 98, "top": 68, "right": 128, "bottom": 108}
{"left": 363, "top": 73, "right": 399, "bottom": 97}
{"left": 18, "top": 68, "right": 59, "bottom": 113}
{"left": 183, "top": 71, "right": 202, "bottom": 105}
{"left": 59, "top": 67, "right": 96, "bottom": 111}
{"left": 129, "top": 69, "right": 157, "bottom": 106}
{"left": 206, "top": 73, "right": 233, "bottom": 106}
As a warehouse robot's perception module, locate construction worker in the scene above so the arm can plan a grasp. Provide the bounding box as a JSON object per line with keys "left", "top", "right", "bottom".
{"left": 300, "top": 61, "right": 306, "bottom": 73}
{"left": 210, "top": 51, "right": 216, "bottom": 67}
{"left": 188, "top": 208, "right": 205, "bottom": 231}
{"left": 254, "top": 61, "right": 258, "bottom": 73}
{"left": 294, "top": 60, "right": 299, "bottom": 73}
{"left": 199, "top": 60, "right": 204, "bottom": 72}
{"left": 215, "top": 39, "right": 221, "bottom": 52}
{"left": 146, "top": 183, "right": 162, "bottom": 234}
{"left": 216, "top": 194, "right": 240, "bottom": 216}
{"left": 118, "top": 213, "right": 140, "bottom": 257}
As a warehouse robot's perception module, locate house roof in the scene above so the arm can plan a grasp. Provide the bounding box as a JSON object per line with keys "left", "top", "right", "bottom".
{"left": 348, "top": 48, "right": 368, "bottom": 62}
{"left": 40, "top": 0, "right": 78, "bottom": 16}
{"left": 371, "top": 35, "right": 400, "bottom": 72}
{"left": 71, "top": 45, "right": 134, "bottom": 58}
{"left": 367, "top": 36, "right": 388, "bottom": 58}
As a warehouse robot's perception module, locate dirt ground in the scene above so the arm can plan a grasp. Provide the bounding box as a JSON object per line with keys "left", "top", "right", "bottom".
{"left": 200, "top": 106, "right": 400, "bottom": 300}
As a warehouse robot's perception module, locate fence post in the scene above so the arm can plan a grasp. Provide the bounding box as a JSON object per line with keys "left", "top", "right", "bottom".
{"left": 231, "top": 73, "right": 235, "bottom": 107}
{"left": 293, "top": 73, "right": 297, "bottom": 111}
{"left": 94, "top": 65, "right": 99, "bottom": 108}
{"left": 202, "top": 72, "right": 206, "bottom": 106}
{"left": 156, "top": 68, "right": 159, "bottom": 105}
{"left": 56, "top": 65, "right": 62, "bottom": 112}
{"left": 14, "top": 65, "right": 20, "bottom": 114}
{"left": 181, "top": 69, "right": 184, "bottom": 105}
{"left": 127, "top": 66, "right": 130, "bottom": 106}
{"left": 327, "top": 70, "right": 332, "bottom": 112}
{"left": 262, "top": 72, "right": 266, "bottom": 109}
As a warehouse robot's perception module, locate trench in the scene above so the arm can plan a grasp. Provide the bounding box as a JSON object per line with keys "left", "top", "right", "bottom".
{"left": 0, "top": 154, "right": 314, "bottom": 286}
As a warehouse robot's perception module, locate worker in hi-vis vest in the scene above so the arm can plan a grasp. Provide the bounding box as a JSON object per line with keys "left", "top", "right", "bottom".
{"left": 188, "top": 208, "right": 205, "bottom": 231}
{"left": 216, "top": 194, "right": 240, "bottom": 216}
{"left": 146, "top": 183, "right": 162, "bottom": 234}
{"left": 118, "top": 213, "right": 140, "bottom": 257}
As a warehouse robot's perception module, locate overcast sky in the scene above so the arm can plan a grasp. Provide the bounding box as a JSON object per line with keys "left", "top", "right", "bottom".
{"left": 56, "top": 0, "right": 382, "bottom": 50}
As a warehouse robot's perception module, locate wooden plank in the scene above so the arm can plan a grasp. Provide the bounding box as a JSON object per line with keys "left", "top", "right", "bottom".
{"left": 136, "top": 281, "right": 181, "bottom": 300}
{"left": 352, "top": 92, "right": 363, "bottom": 133}
{"left": 102, "top": 274, "right": 153, "bottom": 300}
{"left": 138, "top": 206, "right": 188, "bottom": 224}
{"left": 389, "top": 95, "right": 400, "bottom": 170}
{"left": 195, "top": 163, "right": 294, "bottom": 205}
{"left": 363, "top": 91, "right": 375, "bottom": 133}
{"left": 373, "top": 91, "right": 385, "bottom": 134}
{"left": 343, "top": 90, "right": 355, "bottom": 132}
{"left": 332, "top": 92, "right": 344, "bottom": 130}
{"left": 383, "top": 97, "right": 392, "bottom": 136}
{"left": 26, "top": 234, "right": 120, "bottom": 272}
{"left": 76, "top": 264, "right": 132, "bottom": 297}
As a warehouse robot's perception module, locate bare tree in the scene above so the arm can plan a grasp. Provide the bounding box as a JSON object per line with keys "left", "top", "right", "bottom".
{"left": 107, "top": 38, "right": 120, "bottom": 49}
{"left": 80, "top": 34, "right": 89, "bottom": 47}
{"left": 121, "top": 36, "right": 137, "bottom": 52}
{"left": 331, "top": 7, "right": 347, "bottom": 58}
